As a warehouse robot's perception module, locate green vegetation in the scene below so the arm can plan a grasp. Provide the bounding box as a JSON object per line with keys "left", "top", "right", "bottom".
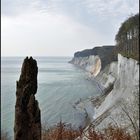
{"left": 115, "top": 13, "right": 139, "bottom": 61}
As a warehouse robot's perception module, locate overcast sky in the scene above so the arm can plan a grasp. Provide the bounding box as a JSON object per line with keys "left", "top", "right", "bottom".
{"left": 1, "top": 0, "right": 139, "bottom": 56}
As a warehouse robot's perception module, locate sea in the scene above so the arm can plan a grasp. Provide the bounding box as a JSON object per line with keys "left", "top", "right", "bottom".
{"left": 1, "top": 57, "right": 101, "bottom": 139}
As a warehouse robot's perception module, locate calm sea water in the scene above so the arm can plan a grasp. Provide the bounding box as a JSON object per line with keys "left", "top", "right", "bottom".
{"left": 1, "top": 57, "right": 101, "bottom": 138}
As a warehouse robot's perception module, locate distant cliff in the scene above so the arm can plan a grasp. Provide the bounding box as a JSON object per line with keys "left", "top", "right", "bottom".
{"left": 69, "top": 45, "right": 117, "bottom": 76}
{"left": 14, "top": 57, "right": 41, "bottom": 140}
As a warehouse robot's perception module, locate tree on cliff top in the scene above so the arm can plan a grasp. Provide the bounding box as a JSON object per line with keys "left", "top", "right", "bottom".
{"left": 115, "top": 13, "right": 139, "bottom": 61}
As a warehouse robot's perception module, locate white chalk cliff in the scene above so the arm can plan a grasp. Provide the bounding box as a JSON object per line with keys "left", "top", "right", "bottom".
{"left": 70, "top": 55, "right": 102, "bottom": 77}
{"left": 71, "top": 52, "right": 139, "bottom": 139}
{"left": 95, "top": 53, "right": 139, "bottom": 119}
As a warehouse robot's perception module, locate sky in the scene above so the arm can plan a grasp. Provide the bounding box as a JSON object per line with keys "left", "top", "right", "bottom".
{"left": 1, "top": 0, "right": 139, "bottom": 56}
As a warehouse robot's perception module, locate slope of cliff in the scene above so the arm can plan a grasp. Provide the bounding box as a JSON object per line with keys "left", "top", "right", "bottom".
{"left": 95, "top": 53, "right": 139, "bottom": 119}
{"left": 75, "top": 53, "right": 139, "bottom": 140}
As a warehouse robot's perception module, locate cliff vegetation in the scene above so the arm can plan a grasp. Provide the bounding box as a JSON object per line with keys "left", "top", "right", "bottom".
{"left": 115, "top": 13, "right": 139, "bottom": 61}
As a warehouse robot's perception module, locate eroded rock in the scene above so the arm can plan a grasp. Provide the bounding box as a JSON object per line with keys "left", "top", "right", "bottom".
{"left": 14, "top": 57, "right": 41, "bottom": 140}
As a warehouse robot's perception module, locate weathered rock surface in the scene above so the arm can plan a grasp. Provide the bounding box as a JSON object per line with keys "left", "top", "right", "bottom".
{"left": 14, "top": 57, "right": 41, "bottom": 140}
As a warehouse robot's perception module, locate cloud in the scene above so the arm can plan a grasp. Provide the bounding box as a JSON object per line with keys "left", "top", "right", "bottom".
{"left": 2, "top": 12, "right": 108, "bottom": 56}
{"left": 2, "top": 0, "right": 139, "bottom": 28}
{"left": 1, "top": 0, "right": 139, "bottom": 56}
{"left": 2, "top": 0, "right": 139, "bottom": 17}
{"left": 80, "top": 0, "right": 139, "bottom": 16}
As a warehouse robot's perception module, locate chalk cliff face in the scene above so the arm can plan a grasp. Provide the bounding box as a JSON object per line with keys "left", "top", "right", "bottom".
{"left": 95, "top": 54, "right": 139, "bottom": 119}
{"left": 14, "top": 57, "right": 41, "bottom": 140}
{"left": 70, "top": 55, "right": 101, "bottom": 76}
{"left": 71, "top": 45, "right": 139, "bottom": 136}
{"left": 117, "top": 54, "right": 139, "bottom": 88}
{"left": 95, "top": 61, "right": 118, "bottom": 89}
{"left": 69, "top": 46, "right": 117, "bottom": 77}
{"left": 74, "top": 52, "right": 139, "bottom": 139}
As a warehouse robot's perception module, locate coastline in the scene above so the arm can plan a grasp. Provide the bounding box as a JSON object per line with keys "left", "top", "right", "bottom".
{"left": 70, "top": 52, "right": 139, "bottom": 139}
{"left": 72, "top": 74, "right": 113, "bottom": 129}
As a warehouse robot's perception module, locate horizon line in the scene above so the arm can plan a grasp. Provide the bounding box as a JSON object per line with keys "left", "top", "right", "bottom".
{"left": 1, "top": 55, "right": 73, "bottom": 57}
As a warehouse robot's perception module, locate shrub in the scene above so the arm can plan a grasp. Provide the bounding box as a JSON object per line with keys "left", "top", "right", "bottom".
{"left": 42, "top": 121, "right": 83, "bottom": 140}
{"left": 42, "top": 121, "right": 135, "bottom": 140}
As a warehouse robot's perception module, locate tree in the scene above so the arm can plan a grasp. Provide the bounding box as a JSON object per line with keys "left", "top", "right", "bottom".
{"left": 115, "top": 13, "right": 139, "bottom": 60}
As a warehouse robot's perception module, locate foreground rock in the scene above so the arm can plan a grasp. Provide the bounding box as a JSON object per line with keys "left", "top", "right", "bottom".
{"left": 14, "top": 57, "right": 41, "bottom": 140}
